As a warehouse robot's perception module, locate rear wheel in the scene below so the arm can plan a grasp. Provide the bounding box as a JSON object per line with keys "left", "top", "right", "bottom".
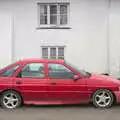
{"left": 0, "top": 90, "right": 22, "bottom": 109}
{"left": 92, "top": 89, "right": 114, "bottom": 108}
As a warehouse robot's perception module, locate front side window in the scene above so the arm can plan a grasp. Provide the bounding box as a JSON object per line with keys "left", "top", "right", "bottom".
{"left": 38, "top": 3, "right": 69, "bottom": 27}
{"left": 20, "top": 63, "right": 45, "bottom": 78}
{"left": 0, "top": 65, "right": 20, "bottom": 77}
{"left": 48, "top": 63, "right": 75, "bottom": 79}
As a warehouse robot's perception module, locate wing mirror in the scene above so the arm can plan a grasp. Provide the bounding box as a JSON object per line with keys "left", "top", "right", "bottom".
{"left": 73, "top": 75, "right": 80, "bottom": 81}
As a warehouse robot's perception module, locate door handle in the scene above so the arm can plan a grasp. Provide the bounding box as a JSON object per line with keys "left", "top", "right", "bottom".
{"left": 16, "top": 81, "right": 22, "bottom": 85}
{"left": 50, "top": 82, "right": 57, "bottom": 85}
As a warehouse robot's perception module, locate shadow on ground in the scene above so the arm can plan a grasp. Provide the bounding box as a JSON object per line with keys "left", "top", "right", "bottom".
{"left": 22, "top": 103, "right": 120, "bottom": 109}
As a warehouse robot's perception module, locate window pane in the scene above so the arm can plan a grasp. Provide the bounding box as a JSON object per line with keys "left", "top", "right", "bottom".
{"left": 58, "top": 47, "right": 64, "bottom": 59}
{"left": 50, "top": 5, "right": 57, "bottom": 24}
{"left": 42, "top": 48, "right": 48, "bottom": 59}
{"left": 40, "top": 5, "right": 47, "bottom": 24}
{"left": 48, "top": 63, "right": 74, "bottom": 79}
{"left": 60, "top": 5, "right": 68, "bottom": 25}
{"left": 21, "top": 63, "right": 45, "bottom": 78}
{"left": 50, "top": 48, "right": 56, "bottom": 59}
{"left": 0, "top": 65, "right": 20, "bottom": 77}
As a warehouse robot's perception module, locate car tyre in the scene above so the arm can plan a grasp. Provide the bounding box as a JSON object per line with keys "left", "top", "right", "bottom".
{"left": 92, "top": 89, "right": 114, "bottom": 108}
{"left": 0, "top": 90, "right": 22, "bottom": 109}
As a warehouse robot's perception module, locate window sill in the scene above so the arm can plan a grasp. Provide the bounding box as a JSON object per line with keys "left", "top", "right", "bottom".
{"left": 36, "top": 26, "right": 71, "bottom": 29}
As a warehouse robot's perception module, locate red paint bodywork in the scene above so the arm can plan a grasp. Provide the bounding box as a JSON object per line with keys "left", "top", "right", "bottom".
{"left": 0, "top": 59, "right": 120, "bottom": 105}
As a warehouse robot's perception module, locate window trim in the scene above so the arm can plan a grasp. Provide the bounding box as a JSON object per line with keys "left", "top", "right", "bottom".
{"left": 37, "top": 2, "right": 70, "bottom": 29}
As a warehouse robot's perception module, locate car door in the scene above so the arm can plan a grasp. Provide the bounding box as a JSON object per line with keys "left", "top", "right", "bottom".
{"left": 13, "top": 62, "right": 48, "bottom": 102}
{"left": 46, "top": 63, "right": 89, "bottom": 103}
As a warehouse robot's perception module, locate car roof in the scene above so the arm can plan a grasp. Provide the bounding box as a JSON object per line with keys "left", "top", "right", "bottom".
{"left": 17, "top": 59, "right": 65, "bottom": 64}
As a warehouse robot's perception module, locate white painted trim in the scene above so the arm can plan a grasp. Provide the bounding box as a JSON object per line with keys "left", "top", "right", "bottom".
{"left": 48, "top": 47, "right": 50, "bottom": 59}
{"left": 35, "top": 0, "right": 69, "bottom": 4}
{"left": 41, "top": 45, "right": 66, "bottom": 47}
{"left": 37, "top": 3, "right": 40, "bottom": 27}
{"left": 56, "top": 47, "right": 58, "bottom": 59}
{"left": 47, "top": 5, "right": 50, "bottom": 25}
{"left": 40, "top": 46, "right": 42, "bottom": 58}
{"left": 57, "top": 4, "right": 60, "bottom": 25}
{"left": 63, "top": 46, "right": 66, "bottom": 60}
{"left": 67, "top": 2, "right": 70, "bottom": 26}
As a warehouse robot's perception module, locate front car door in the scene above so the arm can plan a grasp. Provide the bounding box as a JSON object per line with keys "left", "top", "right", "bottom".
{"left": 13, "top": 62, "right": 48, "bottom": 103}
{"left": 46, "top": 62, "right": 89, "bottom": 104}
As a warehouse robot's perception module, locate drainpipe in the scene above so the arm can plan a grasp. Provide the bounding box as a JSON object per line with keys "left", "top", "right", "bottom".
{"left": 10, "top": 15, "right": 15, "bottom": 63}
{"left": 106, "top": 0, "right": 111, "bottom": 74}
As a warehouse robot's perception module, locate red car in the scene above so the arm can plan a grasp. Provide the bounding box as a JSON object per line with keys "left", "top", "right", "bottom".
{"left": 0, "top": 59, "right": 120, "bottom": 109}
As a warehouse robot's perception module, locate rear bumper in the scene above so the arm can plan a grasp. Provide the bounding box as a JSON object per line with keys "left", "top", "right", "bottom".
{"left": 114, "top": 91, "right": 120, "bottom": 103}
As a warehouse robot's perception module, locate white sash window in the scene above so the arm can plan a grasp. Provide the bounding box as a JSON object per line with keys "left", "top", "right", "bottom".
{"left": 37, "top": 2, "right": 69, "bottom": 28}
{"left": 41, "top": 46, "right": 65, "bottom": 60}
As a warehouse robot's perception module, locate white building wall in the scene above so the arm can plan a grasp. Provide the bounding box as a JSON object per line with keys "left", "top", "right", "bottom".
{"left": 0, "top": 14, "right": 12, "bottom": 68}
{"left": 109, "top": 0, "right": 120, "bottom": 77}
{"left": 0, "top": 0, "right": 120, "bottom": 76}
{"left": 68, "top": 0, "right": 108, "bottom": 73}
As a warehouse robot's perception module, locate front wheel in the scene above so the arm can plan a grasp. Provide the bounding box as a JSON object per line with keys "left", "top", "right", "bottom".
{"left": 92, "top": 89, "right": 114, "bottom": 108}
{"left": 0, "top": 90, "right": 22, "bottom": 109}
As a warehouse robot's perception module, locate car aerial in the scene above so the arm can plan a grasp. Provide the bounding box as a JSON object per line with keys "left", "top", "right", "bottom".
{"left": 0, "top": 59, "right": 120, "bottom": 109}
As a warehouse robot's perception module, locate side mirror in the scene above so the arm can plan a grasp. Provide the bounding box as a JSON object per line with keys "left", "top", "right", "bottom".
{"left": 73, "top": 75, "right": 80, "bottom": 81}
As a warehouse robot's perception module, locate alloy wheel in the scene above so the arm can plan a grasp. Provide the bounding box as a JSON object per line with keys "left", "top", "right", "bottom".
{"left": 1, "top": 91, "right": 22, "bottom": 109}
{"left": 93, "top": 89, "right": 114, "bottom": 108}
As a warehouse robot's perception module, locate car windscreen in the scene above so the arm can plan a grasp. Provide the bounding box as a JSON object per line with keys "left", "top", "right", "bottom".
{"left": 65, "top": 61, "right": 91, "bottom": 78}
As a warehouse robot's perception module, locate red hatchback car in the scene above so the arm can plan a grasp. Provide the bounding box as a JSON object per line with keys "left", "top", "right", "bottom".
{"left": 0, "top": 59, "right": 120, "bottom": 109}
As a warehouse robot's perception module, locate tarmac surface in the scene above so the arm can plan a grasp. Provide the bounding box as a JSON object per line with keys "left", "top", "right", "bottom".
{"left": 0, "top": 104, "right": 120, "bottom": 120}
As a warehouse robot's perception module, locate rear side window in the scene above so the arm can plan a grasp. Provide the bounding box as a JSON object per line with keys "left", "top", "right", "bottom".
{"left": 0, "top": 65, "right": 20, "bottom": 77}
{"left": 20, "top": 63, "right": 45, "bottom": 78}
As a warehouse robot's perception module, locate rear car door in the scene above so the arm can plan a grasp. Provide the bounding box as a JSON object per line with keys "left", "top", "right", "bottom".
{"left": 13, "top": 62, "right": 48, "bottom": 102}
{"left": 46, "top": 63, "right": 88, "bottom": 103}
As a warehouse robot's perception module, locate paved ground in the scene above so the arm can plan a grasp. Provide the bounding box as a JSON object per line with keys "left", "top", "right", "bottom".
{"left": 0, "top": 104, "right": 120, "bottom": 120}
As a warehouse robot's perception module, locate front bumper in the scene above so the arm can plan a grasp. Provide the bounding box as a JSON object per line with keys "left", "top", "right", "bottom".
{"left": 114, "top": 91, "right": 120, "bottom": 103}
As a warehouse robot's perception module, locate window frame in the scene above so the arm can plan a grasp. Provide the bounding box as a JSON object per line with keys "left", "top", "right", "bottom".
{"left": 16, "top": 62, "right": 47, "bottom": 79}
{"left": 41, "top": 46, "right": 65, "bottom": 60}
{"left": 37, "top": 2, "right": 70, "bottom": 29}
{"left": 47, "top": 62, "right": 77, "bottom": 80}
